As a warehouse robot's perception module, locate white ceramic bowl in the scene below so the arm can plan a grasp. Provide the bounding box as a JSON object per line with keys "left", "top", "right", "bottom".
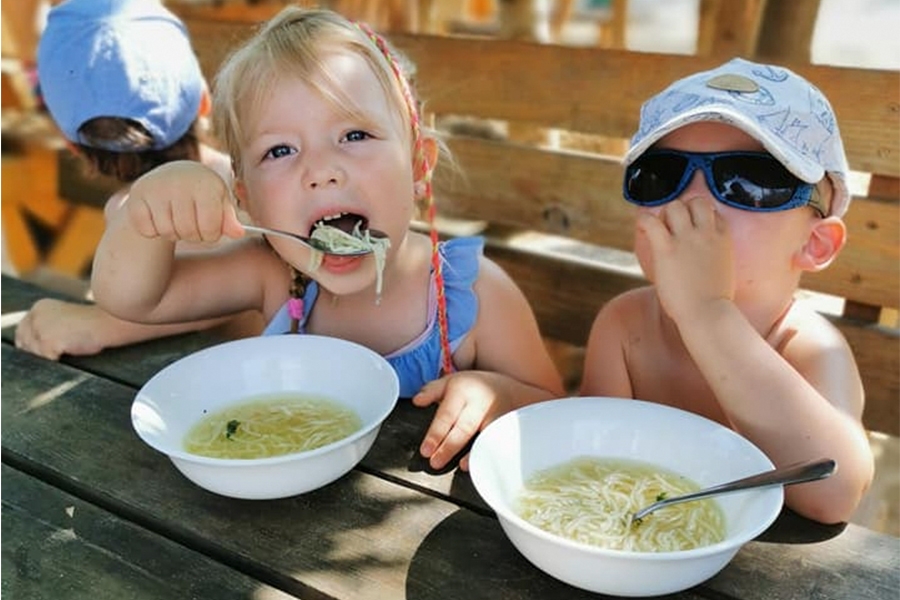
{"left": 132, "top": 335, "right": 399, "bottom": 499}
{"left": 469, "top": 397, "right": 783, "bottom": 597}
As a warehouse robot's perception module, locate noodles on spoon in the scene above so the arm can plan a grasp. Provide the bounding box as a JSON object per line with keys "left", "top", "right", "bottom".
{"left": 308, "top": 222, "right": 391, "bottom": 299}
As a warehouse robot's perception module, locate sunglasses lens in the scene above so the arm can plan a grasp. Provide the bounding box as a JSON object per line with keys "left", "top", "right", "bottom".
{"left": 625, "top": 153, "right": 688, "bottom": 204}
{"left": 712, "top": 154, "right": 801, "bottom": 209}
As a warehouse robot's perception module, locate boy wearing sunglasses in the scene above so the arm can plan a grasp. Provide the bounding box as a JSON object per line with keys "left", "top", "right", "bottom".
{"left": 580, "top": 58, "right": 874, "bottom": 524}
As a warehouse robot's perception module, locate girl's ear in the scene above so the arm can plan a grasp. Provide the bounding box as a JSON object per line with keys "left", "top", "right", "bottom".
{"left": 415, "top": 136, "right": 439, "bottom": 182}
{"left": 796, "top": 217, "right": 847, "bottom": 272}
{"left": 233, "top": 179, "right": 248, "bottom": 211}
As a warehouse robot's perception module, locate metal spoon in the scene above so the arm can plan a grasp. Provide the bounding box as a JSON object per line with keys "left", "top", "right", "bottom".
{"left": 243, "top": 224, "right": 388, "bottom": 257}
{"left": 631, "top": 458, "right": 836, "bottom": 524}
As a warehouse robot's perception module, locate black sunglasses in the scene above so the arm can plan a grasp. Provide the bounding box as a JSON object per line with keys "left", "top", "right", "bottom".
{"left": 624, "top": 150, "right": 826, "bottom": 216}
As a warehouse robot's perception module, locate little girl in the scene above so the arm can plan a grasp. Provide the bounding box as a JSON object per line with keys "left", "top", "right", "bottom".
{"left": 91, "top": 7, "right": 564, "bottom": 471}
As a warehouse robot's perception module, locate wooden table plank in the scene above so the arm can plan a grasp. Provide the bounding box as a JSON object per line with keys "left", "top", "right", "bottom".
{"left": 0, "top": 345, "right": 617, "bottom": 600}
{"left": 1, "top": 465, "right": 298, "bottom": 600}
{"left": 722, "top": 523, "right": 899, "bottom": 600}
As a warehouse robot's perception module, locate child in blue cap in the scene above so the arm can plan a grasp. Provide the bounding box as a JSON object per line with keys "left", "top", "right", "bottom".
{"left": 15, "top": 0, "right": 262, "bottom": 359}
{"left": 580, "top": 58, "right": 874, "bottom": 524}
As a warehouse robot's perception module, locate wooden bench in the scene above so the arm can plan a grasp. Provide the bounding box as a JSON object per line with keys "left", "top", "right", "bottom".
{"left": 136, "top": 7, "right": 900, "bottom": 437}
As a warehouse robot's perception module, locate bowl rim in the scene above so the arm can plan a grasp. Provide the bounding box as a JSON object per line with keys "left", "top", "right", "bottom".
{"left": 469, "top": 396, "right": 783, "bottom": 561}
{"left": 131, "top": 334, "right": 400, "bottom": 466}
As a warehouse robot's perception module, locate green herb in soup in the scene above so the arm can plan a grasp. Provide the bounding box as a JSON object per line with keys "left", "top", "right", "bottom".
{"left": 516, "top": 456, "right": 726, "bottom": 552}
{"left": 184, "top": 394, "right": 362, "bottom": 459}
{"left": 225, "top": 419, "right": 240, "bottom": 440}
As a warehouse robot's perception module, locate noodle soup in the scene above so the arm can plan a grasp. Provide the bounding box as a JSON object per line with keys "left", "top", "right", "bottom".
{"left": 516, "top": 456, "right": 725, "bottom": 552}
{"left": 184, "top": 393, "right": 363, "bottom": 459}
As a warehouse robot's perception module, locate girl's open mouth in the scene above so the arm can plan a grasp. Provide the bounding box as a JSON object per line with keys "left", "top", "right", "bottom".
{"left": 311, "top": 212, "right": 370, "bottom": 237}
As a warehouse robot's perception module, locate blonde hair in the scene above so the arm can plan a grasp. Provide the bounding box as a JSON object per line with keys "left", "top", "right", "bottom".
{"left": 212, "top": 7, "right": 419, "bottom": 177}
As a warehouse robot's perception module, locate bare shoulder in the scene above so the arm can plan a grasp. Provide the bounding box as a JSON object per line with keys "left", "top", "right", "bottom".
{"left": 471, "top": 254, "right": 525, "bottom": 299}
{"left": 779, "top": 301, "right": 854, "bottom": 352}
{"left": 778, "top": 301, "right": 859, "bottom": 368}
{"left": 592, "top": 286, "right": 657, "bottom": 328}
{"left": 779, "top": 300, "right": 864, "bottom": 415}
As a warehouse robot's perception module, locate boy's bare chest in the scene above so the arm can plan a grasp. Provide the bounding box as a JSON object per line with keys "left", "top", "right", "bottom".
{"left": 629, "top": 336, "right": 729, "bottom": 426}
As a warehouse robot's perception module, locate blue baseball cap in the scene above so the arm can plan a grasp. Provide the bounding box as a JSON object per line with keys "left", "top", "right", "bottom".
{"left": 37, "top": 0, "right": 204, "bottom": 151}
{"left": 625, "top": 58, "right": 851, "bottom": 217}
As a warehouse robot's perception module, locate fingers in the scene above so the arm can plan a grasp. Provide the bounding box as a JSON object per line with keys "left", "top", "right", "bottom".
{"left": 688, "top": 196, "right": 718, "bottom": 229}
{"left": 416, "top": 383, "right": 463, "bottom": 462}
{"left": 127, "top": 162, "right": 236, "bottom": 242}
{"left": 15, "top": 317, "right": 62, "bottom": 360}
{"left": 458, "top": 453, "right": 471, "bottom": 472}
{"left": 128, "top": 194, "right": 162, "bottom": 239}
{"left": 659, "top": 198, "right": 693, "bottom": 232}
{"left": 411, "top": 377, "right": 446, "bottom": 408}
{"left": 433, "top": 401, "right": 486, "bottom": 470}
{"left": 635, "top": 210, "right": 672, "bottom": 258}
{"left": 222, "top": 208, "right": 247, "bottom": 240}
{"left": 167, "top": 190, "right": 233, "bottom": 242}
{"left": 415, "top": 375, "right": 493, "bottom": 471}
{"left": 638, "top": 197, "right": 722, "bottom": 252}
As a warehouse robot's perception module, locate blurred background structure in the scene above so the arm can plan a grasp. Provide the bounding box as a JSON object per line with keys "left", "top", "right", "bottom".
{"left": 2, "top": 0, "right": 898, "bottom": 537}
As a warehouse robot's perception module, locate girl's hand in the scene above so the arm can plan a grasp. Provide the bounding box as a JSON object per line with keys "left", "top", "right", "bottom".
{"left": 637, "top": 197, "right": 735, "bottom": 325}
{"left": 412, "top": 372, "right": 502, "bottom": 472}
{"left": 413, "top": 371, "right": 556, "bottom": 471}
{"left": 125, "top": 161, "right": 244, "bottom": 243}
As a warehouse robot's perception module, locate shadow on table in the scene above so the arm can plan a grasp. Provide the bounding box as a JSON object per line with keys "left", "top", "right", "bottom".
{"left": 404, "top": 509, "right": 599, "bottom": 600}
{"left": 755, "top": 507, "right": 846, "bottom": 544}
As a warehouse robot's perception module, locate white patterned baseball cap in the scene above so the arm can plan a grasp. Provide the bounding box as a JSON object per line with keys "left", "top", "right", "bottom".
{"left": 37, "top": 0, "right": 204, "bottom": 151}
{"left": 624, "top": 58, "right": 851, "bottom": 217}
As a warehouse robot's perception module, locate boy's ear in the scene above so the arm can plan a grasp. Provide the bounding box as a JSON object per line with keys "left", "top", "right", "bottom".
{"left": 198, "top": 86, "right": 213, "bottom": 118}
{"left": 63, "top": 140, "right": 83, "bottom": 158}
{"left": 796, "top": 217, "right": 847, "bottom": 272}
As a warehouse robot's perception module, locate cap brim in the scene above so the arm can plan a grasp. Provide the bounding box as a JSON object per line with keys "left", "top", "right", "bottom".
{"left": 623, "top": 105, "right": 825, "bottom": 185}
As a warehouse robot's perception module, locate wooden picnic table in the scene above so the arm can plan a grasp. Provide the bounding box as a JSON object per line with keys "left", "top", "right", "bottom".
{"left": 2, "top": 273, "right": 898, "bottom": 600}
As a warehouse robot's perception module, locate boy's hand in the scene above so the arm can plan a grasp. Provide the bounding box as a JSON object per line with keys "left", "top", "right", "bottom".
{"left": 637, "top": 198, "right": 735, "bottom": 325}
{"left": 126, "top": 160, "right": 244, "bottom": 243}
{"left": 15, "top": 299, "right": 108, "bottom": 359}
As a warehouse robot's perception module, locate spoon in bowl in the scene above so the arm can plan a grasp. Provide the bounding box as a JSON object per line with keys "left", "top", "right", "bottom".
{"left": 631, "top": 458, "right": 836, "bottom": 525}
{"left": 243, "top": 224, "right": 389, "bottom": 257}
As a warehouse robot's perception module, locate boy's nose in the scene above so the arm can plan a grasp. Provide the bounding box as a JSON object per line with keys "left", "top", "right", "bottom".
{"left": 679, "top": 168, "right": 712, "bottom": 200}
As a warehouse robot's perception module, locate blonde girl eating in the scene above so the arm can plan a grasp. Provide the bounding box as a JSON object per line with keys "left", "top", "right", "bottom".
{"left": 91, "top": 7, "right": 564, "bottom": 471}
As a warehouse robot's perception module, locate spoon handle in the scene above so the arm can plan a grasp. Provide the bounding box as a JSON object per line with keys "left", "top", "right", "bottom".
{"left": 243, "top": 225, "right": 311, "bottom": 245}
{"left": 632, "top": 458, "right": 836, "bottom": 522}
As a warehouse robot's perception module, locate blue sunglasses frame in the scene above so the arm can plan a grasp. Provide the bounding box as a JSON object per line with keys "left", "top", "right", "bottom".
{"left": 623, "top": 150, "right": 826, "bottom": 216}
